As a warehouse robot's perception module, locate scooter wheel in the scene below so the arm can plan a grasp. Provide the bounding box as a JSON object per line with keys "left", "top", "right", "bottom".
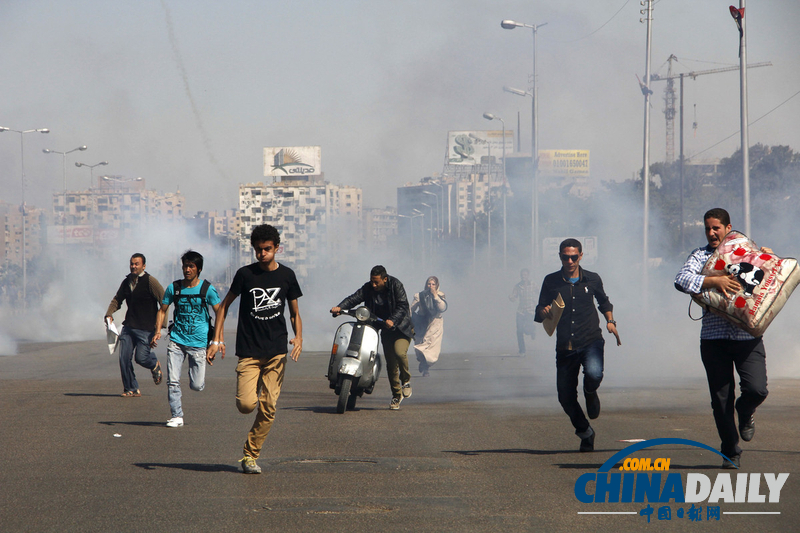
{"left": 336, "top": 376, "right": 353, "bottom": 414}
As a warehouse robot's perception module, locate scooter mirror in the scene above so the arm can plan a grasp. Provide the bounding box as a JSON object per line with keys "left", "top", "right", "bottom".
{"left": 355, "top": 307, "right": 371, "bottom": 322}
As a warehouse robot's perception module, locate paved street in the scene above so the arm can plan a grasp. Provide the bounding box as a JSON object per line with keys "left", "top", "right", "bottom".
{"left": 1, "top": 338, "right": 799, "bottom": 532}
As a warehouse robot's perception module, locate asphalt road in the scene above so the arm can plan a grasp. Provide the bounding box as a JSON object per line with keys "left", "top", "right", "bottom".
{"left": 1, "top": 338, "right": 799, "bottom": 532}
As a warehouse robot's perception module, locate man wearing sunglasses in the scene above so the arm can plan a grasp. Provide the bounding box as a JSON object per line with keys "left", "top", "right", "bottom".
{"left": 535, "top": 238, "right": 621, "bottom": 452}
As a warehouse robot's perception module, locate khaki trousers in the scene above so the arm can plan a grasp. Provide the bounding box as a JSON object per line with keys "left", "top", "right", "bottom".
{"left": 236, "top": 354, "right": 286, "bottom": 459}
{"left": 381, "top": 329, "right": 411, "bottom": 398}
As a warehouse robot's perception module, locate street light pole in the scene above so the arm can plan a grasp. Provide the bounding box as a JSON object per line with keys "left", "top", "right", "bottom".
{"left": 730, "top": 2, "right": 751, "bottom": 235}
{"left": 640, "top": 0, "right": 654, "bottom": 304}
{"left": 398, "top": 213, "right": 423, "bottom": 264}
{"left": 76, "top": 161, "right": 108, "bottom": 188}
{"left": 502, "top": 19, "right": 547, "bottom": 273}
{"left": 483, "top": 113, "right": 508, "bottom": 270}
{"left": 43, "top": 146, "right": 88, "bottom": 276}
{"left": 0, "top": 126, "right": 50, "bottom": 304}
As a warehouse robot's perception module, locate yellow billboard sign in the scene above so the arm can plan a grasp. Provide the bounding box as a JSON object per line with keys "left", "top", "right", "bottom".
{"left": 538, "top": 150, "right": 589, "bottom": 177}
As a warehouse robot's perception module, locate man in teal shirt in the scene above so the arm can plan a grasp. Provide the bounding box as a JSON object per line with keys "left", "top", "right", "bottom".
{"left": 152, "top": 250, "right": 222, "bottom": 427}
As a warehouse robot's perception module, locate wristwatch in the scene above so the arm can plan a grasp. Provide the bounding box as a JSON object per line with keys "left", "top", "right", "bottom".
{"left": 607, "top": 320, "right": 617, "bottom": 325}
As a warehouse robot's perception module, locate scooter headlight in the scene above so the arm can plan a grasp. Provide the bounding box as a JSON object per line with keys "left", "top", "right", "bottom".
{"left": 355, "top": 307, "right": 370, "bottom": 322}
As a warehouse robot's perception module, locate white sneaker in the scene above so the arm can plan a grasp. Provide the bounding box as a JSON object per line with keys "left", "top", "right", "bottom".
{"left": 166, "top": 417, "right": 184, "bottom": 428}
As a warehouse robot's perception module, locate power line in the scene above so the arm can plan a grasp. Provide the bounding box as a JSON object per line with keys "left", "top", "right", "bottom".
{"left": 161, "top": 1, "right": 230, "bottom": 184}
{"left": 552, "top": 0, "right": 632, "bottom": 43}
{"left": 689, "top": 88, "right": 800, "bottom": 160}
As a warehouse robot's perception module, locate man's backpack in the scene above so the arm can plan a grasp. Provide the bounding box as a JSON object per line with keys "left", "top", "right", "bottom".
{"left": 168, "top": 279, "right": 215, "bottom": 344}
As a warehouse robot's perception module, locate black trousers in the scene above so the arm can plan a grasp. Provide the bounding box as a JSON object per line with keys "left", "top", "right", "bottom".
{"left": 700, "top": 338, "right": 768, "bottom": 458}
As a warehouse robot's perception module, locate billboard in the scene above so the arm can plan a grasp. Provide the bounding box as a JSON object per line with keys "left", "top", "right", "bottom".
{"left": 538, "top": 150, "right": 590, "bottom": 177}
{"left": 447, "top": 131, "right": 514, "bottom": 165}
{"left": 264, "top": 146, "right": 321, "bottom": 177}
{"left": 47, "top": 225, "right": 121, "bottom": 245}
{"left": 47, "top": 225, "right": 94, "bottom": 245}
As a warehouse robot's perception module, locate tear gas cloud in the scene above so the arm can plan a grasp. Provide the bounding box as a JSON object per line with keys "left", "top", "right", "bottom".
{"left": 2, "top": 0, "right": 800, "bottom": 399}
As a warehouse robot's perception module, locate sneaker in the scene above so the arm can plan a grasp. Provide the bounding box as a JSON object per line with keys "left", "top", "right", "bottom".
{"left": 585, "top": 389, "right": 601, "bottom": 420}
{"left": 422, "top": 371, "right": 430, "bottom": 377}
{"left": 152, "top": 361, "right": 163, "bottom": 385}
{"left": 401, "top": 382, "right": 412, "bottom": 398}
{"left": 389, "top": 396, "right": 402, "bottom": 410}
{"left": 579, "top": 431, "right": 595, "bottom": 453}
{"left": 166, "top": 417, "right": 184, "bottom": 428}
{"left": 739, "top": 413, "right": 756, "bottom": 442}
{"left": 722, "top": 454, "right": 741, "bottom": 469}
{"left": 240, "top": 456, "right": 262, "bottom": 474}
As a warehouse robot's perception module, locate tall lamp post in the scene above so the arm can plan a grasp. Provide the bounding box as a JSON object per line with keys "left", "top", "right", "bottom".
{"left": 420, "top": 203, "right": 434, "bottom": 267}
{"left": 75, "top": 161, "right": 108, "bottom": 188}
{"left": 502, "top": 19, "right": 546, "bottom": 272}
{"left": 398, "top": 212, "right": 423, "bottom": 264}
{"left": 43, "top": 146, "right": 88, "bottom": 269}
{"left": 483, "top": 113, "right": 508, "bottom": 269}
{"left": 730, "top": 3, "right": 751, "bottom": 236}
{"left": 422, "top": 190, "right": 439, "bottom": 250}
{"left": 0, "top": 126, "right": 50, "bottom": 304}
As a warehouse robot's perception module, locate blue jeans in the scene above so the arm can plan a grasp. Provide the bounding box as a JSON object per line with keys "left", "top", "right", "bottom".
{"left": 118, "top": 326, "right": 158, "bottom": 393}
{"left": 167, "top": 341, "right": 207, "bottom": 418}
{"left": 556, "top": 338, "right": 604, "bottom": 436}
{"left": 516, "top": 312, "right": 536, "bottom": 353}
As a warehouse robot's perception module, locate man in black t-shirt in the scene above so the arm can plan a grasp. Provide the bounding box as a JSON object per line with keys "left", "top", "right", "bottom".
{"left": 207, "top": 224, "right": 303, "bottom": 475}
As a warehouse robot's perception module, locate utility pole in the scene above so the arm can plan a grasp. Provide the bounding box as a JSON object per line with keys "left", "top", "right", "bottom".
{"left": 640, "top": 0, "right": 654, "bottom": 304}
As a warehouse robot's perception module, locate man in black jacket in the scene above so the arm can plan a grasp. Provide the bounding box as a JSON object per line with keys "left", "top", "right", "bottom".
{"left": 105, "top": 253, "right": 165, "bottom": 397}
{"left": 332, "top": 265, "right": 414, "bottom": 410}
{"left": 535, "top": 239, "right": 621, "bottom": 452}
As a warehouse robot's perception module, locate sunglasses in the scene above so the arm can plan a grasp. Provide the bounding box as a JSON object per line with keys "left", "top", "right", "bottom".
{"left": 560, "top": 253, "right": 580, "bottom": 262}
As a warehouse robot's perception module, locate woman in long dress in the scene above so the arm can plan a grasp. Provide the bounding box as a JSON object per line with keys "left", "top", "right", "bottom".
{"left": 410, "top": 276, "right": 447, "bottom": 377}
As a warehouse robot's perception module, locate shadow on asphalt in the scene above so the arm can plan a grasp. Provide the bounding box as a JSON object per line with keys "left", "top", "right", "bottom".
{"left": 98, "top": 421, "right": 164, "bottom": 427}
{"left": 444, "top": 448, "right": 592, "bottom": 456}
{"left": 134, "top": 462, "right": 240, "bottom": 473}
{"left": 64, "top": 393, "right": 123, "bottom": 397}
{"left": 281, "top": 405, "right": 382, "bottom": 414}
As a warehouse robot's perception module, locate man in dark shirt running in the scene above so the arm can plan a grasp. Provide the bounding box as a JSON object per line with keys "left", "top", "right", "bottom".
{"left": 332, "top": 265, "right": 414, "bottom": 410}
{"left": 535, "top": 238, "right": 621, "bottom": 452}
{"left": 105, "top": 253, "right": 165, "bottom": 397}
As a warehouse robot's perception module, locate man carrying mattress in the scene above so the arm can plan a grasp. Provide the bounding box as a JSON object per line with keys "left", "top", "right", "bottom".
{"left": 674, "top": 207, "right": 771, "bottom": 470}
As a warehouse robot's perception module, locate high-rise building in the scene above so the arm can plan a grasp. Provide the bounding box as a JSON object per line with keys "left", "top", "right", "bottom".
{"left": 236, "top": 175, "right": 362, "bottom": 277}
{"left": 363, "top": 206, "right": 397, "bottom": 249}
{"left": 50, "top": 176, "right": 185, "bottom": 246}
{"left": 1, "top": 202, "right": 45, "bottom": 269}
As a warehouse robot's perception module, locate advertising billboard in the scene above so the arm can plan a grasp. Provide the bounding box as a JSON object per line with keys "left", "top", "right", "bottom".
{"left": 538, "top": 150, "right": 590, "bottom": 177}
{"left": 263, "top": 146, "right": 321, "bottom": 177}
{"left": 447, "top": 131, "right": 514, "bottom": 165}
{"left": 47, "top": 225, "right": 94, "bottom": 245}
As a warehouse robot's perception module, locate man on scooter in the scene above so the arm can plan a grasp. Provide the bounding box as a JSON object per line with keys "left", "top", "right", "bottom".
{"left": 332, "top": 265, "right": 414, "bottom": 410}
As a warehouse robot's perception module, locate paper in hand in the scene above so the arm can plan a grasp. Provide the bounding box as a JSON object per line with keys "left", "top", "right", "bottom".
{"left": 543, "top": 293, "right": 565, "bottom": 337}
{"left": 105, "top": 317, "right": 120, "bottom": 355}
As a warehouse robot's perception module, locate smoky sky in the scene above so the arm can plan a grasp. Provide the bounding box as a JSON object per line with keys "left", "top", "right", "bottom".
{"left": 2, "top": 1, "right": 800, "bottom": 388}
{"left": 1, "top": 0, "right": 799, "bottom": 214}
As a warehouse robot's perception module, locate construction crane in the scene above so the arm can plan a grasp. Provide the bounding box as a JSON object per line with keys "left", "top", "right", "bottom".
{"left": 650, "top": 55, "right": 772, "bottom": 163}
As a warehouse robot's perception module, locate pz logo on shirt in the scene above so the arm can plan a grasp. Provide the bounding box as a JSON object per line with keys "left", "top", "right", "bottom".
{"left": 251, "top": 287, "right": 281, "bottom": 312}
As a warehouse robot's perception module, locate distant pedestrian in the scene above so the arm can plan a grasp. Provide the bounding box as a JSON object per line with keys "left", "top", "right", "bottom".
{"left": 105, "top": 253, "right": 165, "bottom": 397}
{"left": 410, "top": 276, "right": 447, "bottom": 376}
{"left": 206, "top": 225, "right": 303, "bottom": 475}
{"left": 151, "top": 250, "right": 221, "bottom": 428}
{"left": 535, "top": 239, "right": 620, "bottom": 452}
{"left": 509, "top": 268, "right": 536, "bottom": 355}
